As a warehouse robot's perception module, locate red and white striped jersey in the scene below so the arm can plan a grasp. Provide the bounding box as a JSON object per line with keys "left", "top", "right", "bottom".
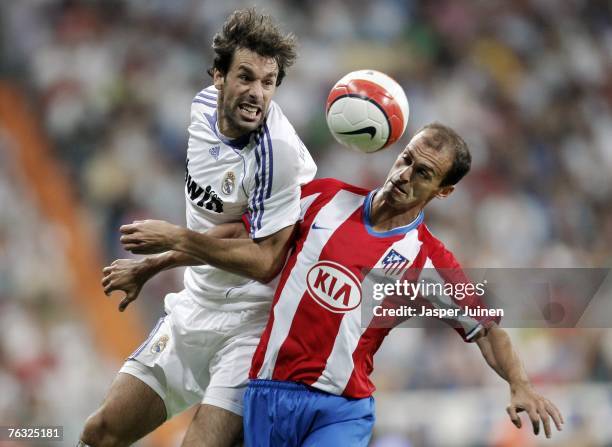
{"left": 249, "top": 178, "right": 500, "bottom": 398}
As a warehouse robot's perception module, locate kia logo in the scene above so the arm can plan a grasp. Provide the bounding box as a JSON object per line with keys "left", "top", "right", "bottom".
{"left": 306, "top": 261, "right": 362, "bottom": 313}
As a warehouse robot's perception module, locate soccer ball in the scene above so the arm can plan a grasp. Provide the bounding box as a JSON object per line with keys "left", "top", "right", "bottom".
{"left": 326, "top": 70, "right": 409, "bottom": 153}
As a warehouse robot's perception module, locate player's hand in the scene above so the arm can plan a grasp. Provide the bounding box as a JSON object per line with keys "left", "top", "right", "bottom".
{"left": 120, "top": 220, "right": 182, "bottom": 254}
{"left": 506, "top": 383, "right": 563, "bottom": 438}
{"left": 101, "top": 258, "right": 152, "bottom": 311}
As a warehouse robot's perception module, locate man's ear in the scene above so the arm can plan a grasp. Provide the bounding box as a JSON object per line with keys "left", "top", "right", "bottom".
{"left": 436, "top": 185, "right": 454, "bottom": 199}
{"left": 213, "top": 68, "right": 224, "bottom": 90}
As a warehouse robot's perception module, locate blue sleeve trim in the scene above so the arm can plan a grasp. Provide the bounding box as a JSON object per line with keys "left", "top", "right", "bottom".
{"left": 263, "top": 123, "right": 274, "bottom": 199}
{"left": 197, "top": 92, "right": 217, "bottom": 101}
{"left": 193, "top": 99, "right": 217, "bottom": 108}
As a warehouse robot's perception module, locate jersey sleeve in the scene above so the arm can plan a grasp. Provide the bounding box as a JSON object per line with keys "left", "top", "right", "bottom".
{"left": 418, "top": 229, "right": 501, "bottom": 342}
{"left": 190, "top": 86, "right": 218, "bottom": 126}
{"left": 246, "top": 120, "right": 317, "bottom": 239}
{"left": 300, "top": 178, "right": 369, "bottom": 199}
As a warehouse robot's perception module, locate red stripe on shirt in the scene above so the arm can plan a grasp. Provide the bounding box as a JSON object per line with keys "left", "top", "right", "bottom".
{"left": 272, "top": 204, "right": 409, "bottom": 386}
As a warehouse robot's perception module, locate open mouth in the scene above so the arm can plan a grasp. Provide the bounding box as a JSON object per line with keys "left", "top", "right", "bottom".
{"left": 238, "top": 103, "right": 261, "bottom": 121}
{"left": 391, "top": 180, "right": 408, "bottom": 195}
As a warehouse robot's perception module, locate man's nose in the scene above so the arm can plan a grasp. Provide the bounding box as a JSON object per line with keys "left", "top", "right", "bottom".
{"left": 248, "top": 81, "right": 264, "bottom": 103}
{"left": 398, "top": 165, "right": 413, "bottom": 181}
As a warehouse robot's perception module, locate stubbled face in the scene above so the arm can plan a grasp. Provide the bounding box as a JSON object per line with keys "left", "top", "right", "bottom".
{"left": 380, "top": 129, "right": 455, "bottom": 209}
{"left": 214, "top": 47, "right": 279, "bottom": 138}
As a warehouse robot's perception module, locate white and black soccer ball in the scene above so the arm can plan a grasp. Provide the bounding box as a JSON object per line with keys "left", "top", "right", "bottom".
{"left": 326, "top": 70, "right": 409, "bottom": 153}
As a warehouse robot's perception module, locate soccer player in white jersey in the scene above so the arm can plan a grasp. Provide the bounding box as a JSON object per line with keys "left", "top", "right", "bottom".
{"left": 79, "top": 9, "right": 316, "bottom": 447}
{"left": 118, "top": 123, "right": 563, "bottom": 445}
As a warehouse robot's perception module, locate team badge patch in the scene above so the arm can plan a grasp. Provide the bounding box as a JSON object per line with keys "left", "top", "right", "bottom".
{"left": 209, "top": 146, "right": 220, "bottom": 161}
{"left": 382, "top": 249, "right": 411, "bottom": 276}
{"left": 151, "top": 335, "right": 169, "bottom": 354}
{"left": 222, "top": 171, "right": 236, "bottom": 195}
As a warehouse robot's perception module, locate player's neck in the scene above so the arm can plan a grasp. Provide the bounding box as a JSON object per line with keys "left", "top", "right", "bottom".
{"left": 217, "top": 119, "right": 243, "bottom": 139}
{"left": 369, "top": 192, "right": 423, "bottom": 232}
{"left": 370, "top": 208, "right": 422, "bottom": 232}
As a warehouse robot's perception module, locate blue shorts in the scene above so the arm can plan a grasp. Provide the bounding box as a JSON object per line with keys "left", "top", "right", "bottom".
{"left": 243, "top": 379, "right": 375, "bottom": 446}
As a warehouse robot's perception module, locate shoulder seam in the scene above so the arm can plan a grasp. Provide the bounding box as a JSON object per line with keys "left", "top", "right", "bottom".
{"left": 192, "top": 87, "right": 218, "bottom": 108}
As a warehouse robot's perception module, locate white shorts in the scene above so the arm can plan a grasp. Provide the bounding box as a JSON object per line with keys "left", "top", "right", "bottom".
{"left": 119, "top": 290, "right": 269, "bottom": 419}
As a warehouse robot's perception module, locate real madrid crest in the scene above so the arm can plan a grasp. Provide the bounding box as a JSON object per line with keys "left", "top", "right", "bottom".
{"left": 151, "top": 335, "right": 169, "bottom": 354}
{"left": 222, "top": 171, "right": 236, "bottom": 195}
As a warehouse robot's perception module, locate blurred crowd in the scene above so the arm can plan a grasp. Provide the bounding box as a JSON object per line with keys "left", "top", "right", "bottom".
{"left": 0, "top": 141, "right": 110, "bottom": 442}
{"left": 1, "top": 0, "right": 611, "bottom": 445}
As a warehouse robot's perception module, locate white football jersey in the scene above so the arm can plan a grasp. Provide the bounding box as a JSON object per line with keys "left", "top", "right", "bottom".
{"left": 183, "top": 85, "right": 317, "bottom": 310}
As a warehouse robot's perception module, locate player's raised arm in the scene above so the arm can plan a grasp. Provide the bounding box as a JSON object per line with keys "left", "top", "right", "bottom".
{"left": 474, "top": 326, "right": 564, "bottom": 438}
{"left": 104, "top": 222, "right": 247, "bottom": 311}
{"left": 119, "top": 219, "right": 295, "bottom": 284}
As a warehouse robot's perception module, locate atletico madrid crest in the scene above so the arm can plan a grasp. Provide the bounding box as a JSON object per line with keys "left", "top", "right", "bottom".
{"left": 382, "top": 249, "right": 411, "bottom": 276}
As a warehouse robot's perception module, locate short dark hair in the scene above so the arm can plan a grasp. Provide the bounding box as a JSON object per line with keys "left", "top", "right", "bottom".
{"left": 207, "top": 9, "right": 297, "bottom": 86}
{"left": 417, "top": 122, "right": 471, "bottom": 186}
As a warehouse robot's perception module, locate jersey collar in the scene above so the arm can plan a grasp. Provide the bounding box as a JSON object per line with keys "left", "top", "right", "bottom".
{"left": 363, "top": 190, "right": 424, "bottom": 238}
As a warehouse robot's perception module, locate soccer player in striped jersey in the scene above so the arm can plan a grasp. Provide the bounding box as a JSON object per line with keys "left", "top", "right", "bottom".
{"left": 120, "top": 123, "right": 563, "bottom": 445}
{"left": 80, "top": 9, "right": 316, "bottom": 447}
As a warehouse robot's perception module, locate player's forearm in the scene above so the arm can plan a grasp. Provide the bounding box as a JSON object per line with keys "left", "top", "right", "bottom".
{"left": 173, "top": 227, "right": 287, "bottom": 283}
{"left": 141, "top": 250, "right": 201, "bottom": 274}
{"left": 479, "top": 327, "right": 531, "bottom": 389}
{"left": 141, "top": 223, "right": 249, "bottom": 274}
